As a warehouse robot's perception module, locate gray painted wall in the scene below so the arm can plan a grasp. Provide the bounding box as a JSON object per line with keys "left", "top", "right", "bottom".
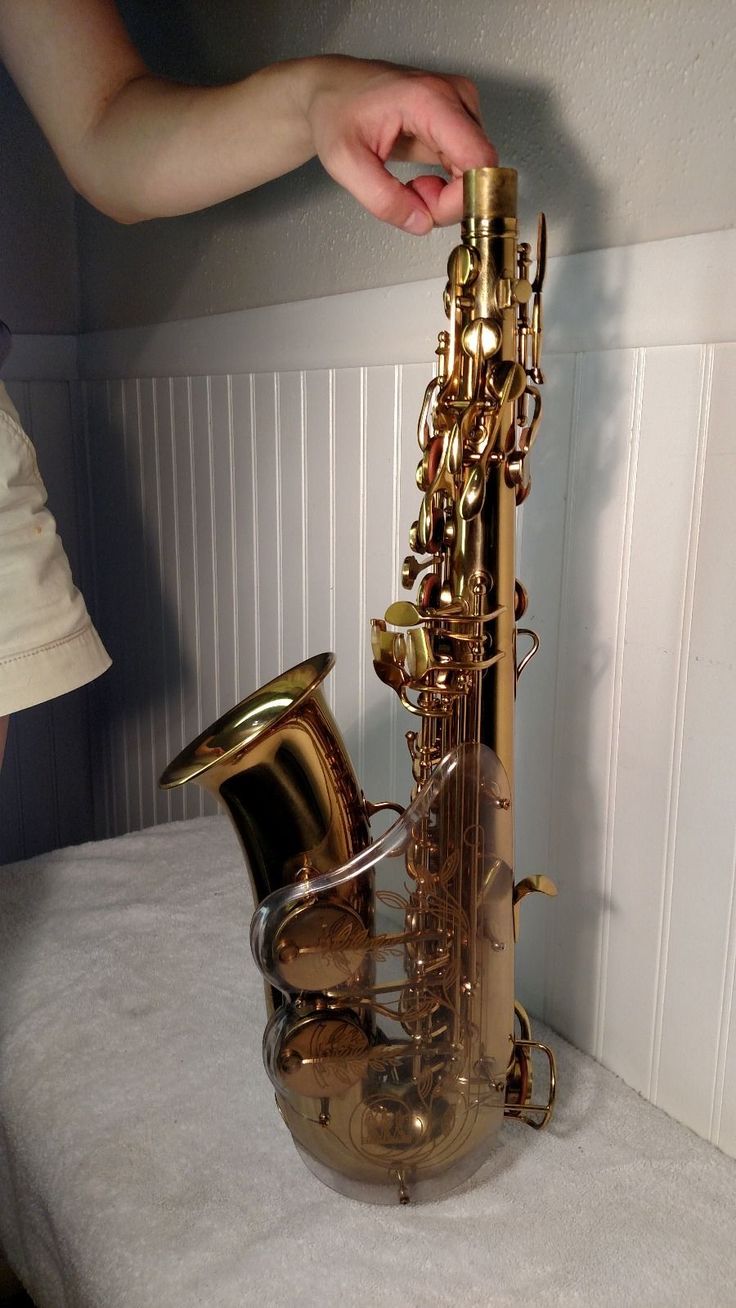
{"left": 78, "top": 0, "right": 735, "bottom": 330}
{"left": 0, "top": 66, "right": 79, "bottom": 335}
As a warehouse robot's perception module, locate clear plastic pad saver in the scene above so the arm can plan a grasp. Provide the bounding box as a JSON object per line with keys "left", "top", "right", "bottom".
{"left": 250, "top": 743, "right": 516, "bottom": 1205}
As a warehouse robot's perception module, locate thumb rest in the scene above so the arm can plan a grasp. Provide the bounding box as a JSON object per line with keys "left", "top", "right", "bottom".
{"left": 161, "top": 167, "right": 557, "bottom": 1205}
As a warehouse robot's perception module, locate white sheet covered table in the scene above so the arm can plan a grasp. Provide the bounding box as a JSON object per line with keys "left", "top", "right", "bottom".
{"left": 1, "top": 818, "right": 735, "bottom": 1308}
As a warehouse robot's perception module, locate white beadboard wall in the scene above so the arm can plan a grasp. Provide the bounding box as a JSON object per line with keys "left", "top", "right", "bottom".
{"left": 3, "top": 231, "right": 736, "bottom": 1163}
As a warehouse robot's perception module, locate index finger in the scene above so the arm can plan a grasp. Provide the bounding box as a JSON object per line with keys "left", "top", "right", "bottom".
{"left": 403, "top": 85, "right": 498, "bottom": 177}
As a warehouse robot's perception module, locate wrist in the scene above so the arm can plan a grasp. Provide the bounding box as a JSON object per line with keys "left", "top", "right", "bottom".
{"left": 293, "top": 54, "right": 394, "bottom": 138}
{"left": 293, "top": 54, "right": 361, "bottom": 117}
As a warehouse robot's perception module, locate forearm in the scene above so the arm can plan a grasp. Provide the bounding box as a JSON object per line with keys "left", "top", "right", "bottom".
{"left": 0, "top": 1, "right": 322, "bottom": 223}
{"left": 76, "top": 60, "right": 319, "bottom": 223}
{"left": 1, "top": 0, "right": 495, "bottom": 231}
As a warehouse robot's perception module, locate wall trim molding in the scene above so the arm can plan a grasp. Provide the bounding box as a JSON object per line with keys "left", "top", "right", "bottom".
{"left": 76, "top": 230, "right": 735, "bottom": 380}
{"left": 1, "top": 334, "right": 78, "bottom": 381}
{"left": 3, "top": 231, "right": 732, "bottom": 384}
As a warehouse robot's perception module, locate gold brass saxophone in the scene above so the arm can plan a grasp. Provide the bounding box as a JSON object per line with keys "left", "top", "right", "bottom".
{"left": 160, "top": 166, "right": 556, "bottom": 1205}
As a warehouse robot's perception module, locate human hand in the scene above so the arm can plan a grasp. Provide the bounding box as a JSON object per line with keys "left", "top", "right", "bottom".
{"left": 0, "top": 6, "right": 495, "bottom": 229}
{"left": 302, "top": 56, "right": 497, "bottom": 234}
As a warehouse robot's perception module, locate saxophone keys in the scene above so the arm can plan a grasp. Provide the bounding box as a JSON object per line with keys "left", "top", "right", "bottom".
{"left": 459, "top": 463, "right": 486, "bottom": 521}
{"left": 505, "top": 1000, "right": 553, "bottom": 1127}
{"left": 417, "top": 573, "right": 441, "bottom": 611}
{"left": 515, "top": 627, "right": 540, "bottom": 681}
{"left": 441, "top": 505, "right": 456, "bottom": 549}
{"left": 447, "top": 422, "right": 463, "bottom": 475}
{"left": 459, "top": 365, "right": 526, "bottom": 520}
{"left": 505, "top": 1036, "right": 557, "bottom": 1130}
{"left": 529, "top": 293, "right": 545, "bottom": 385}
{"left": 459, "top": 398, "right": 492, "bottom": 452}
{"left": 272, "top": 901, "right": 369, "bottom": 992}
{"left": 370, "top": 617, "right": 387, "bottom": 660}
{"left": 401, "top": 554, "right": 433, "bottom": 590}
{"left": 505, "top": 450, "right": 529, "bottom": 500}
{"left": 461, "top": 317, "right": 502, "bottom": 361}
{"left": 517, "top": 240, "right": 532, "bottom": 281}
{"left": 447, "top": 243, "right": 479, "bottom": 287}
{"left": 384, "top": 600, "right": 422, "bottom": 628}
{"left": 373, "top": 661, "right": 406, "bottom": 696}
{"left": 417, "top": 375, "right": 441, "bottom": 450}
{"left": 514, "top": 580, "right": 529, "bottom": 620}
{"left": 417, "top": 495, "right": 434, "bottom": 552}
{"left": 512, "top": 277, "right": 533, "bottom": 305}
{"left": 532, "top": 211, "right": 547, "bottom": 294}
{"left": 405, "top": 625, "right": 434, "bottom": 680}
{"left": 371, "top": 620, "right": 402, "bottom": 663}
{"left": 271, "top": 1011, "right": 371, "bottom": 1099}
{"left": 417, "top": 436, "right": 445, "bottom": 489}
{"left": 512, "top": 875, "right": 557, "bottom": 940}
{"left": 438, "top": 581, "right": 455, "bottom": 608}
{"left": 488, "top": 359, "right": 528, "bottom": 403}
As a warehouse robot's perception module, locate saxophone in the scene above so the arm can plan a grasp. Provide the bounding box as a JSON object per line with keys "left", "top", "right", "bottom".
{"left": 160, "top": 166, "right": 556, "bottom": 1205}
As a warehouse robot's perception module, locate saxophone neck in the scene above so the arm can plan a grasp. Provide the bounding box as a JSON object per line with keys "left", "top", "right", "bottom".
{"left": 463, "top": 165, "right": 518, "bottom": 223}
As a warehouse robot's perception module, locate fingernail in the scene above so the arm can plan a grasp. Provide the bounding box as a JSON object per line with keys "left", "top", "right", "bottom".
{"left": 403, "top": 209, "right": 433, "bottom": 235}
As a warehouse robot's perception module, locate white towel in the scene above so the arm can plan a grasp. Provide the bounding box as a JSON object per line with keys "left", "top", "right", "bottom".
{"left": 1, "top": 817, "right": 734, "bottom": 1307}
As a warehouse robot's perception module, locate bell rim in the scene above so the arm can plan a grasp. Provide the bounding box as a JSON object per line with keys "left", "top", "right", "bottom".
{"left": 158, "top": 651, "right": 336, "bottom": 789}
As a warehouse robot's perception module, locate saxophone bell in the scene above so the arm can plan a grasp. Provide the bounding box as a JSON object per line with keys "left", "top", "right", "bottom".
{"left": 160, "top": 652, "right": 372, "bottom": 1016}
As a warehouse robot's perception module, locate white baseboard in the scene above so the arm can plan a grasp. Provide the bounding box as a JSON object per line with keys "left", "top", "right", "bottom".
{"left": 1, "top": 333, "right": 77, "bottom": 381}
{"left": 4, "top": 231, "right": 732, "bottom": 383}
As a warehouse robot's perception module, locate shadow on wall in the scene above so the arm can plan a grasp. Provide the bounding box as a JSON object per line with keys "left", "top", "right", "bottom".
{"left": 117, "top": 0, "right": 346, "bottom": 84}
{"left": 78, "top": 4, "right": 611, "bottom": 329}
{"left": 0, "top": 380, "right": 100, "bottom": 862}
{"left": 82, "top": 378, "right": 199, "bottom": 840}
{"left": 469, "top": 76, "right": 626, "bottom": 1047}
